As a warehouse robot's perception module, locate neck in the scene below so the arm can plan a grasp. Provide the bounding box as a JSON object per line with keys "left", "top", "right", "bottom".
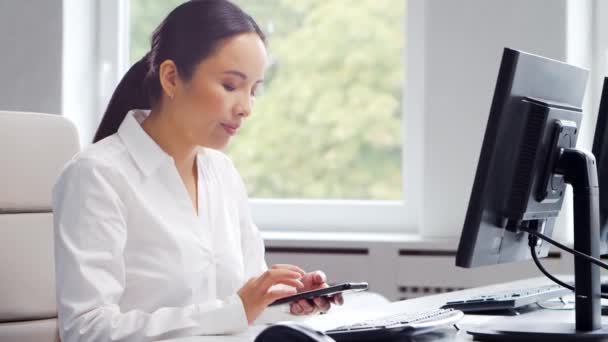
{"left": 141, "top": 108, "right": 198, "bottom": 173}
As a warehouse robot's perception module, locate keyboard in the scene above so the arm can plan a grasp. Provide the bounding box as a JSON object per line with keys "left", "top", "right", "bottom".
{"left": 441, "top": 284, "right": 571, "bottom": 313}
{"left": 324, "top": 308, "right": 464, "bottom": 341}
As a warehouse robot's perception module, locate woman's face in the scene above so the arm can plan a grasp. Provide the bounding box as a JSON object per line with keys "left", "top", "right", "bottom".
{"left": 171, "top": 32, "right": 267, "bottom": 149}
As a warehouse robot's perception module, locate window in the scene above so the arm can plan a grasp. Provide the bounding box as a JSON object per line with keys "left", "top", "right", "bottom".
{"left": 110, "top": 0, "right": 414, "bottom": 231}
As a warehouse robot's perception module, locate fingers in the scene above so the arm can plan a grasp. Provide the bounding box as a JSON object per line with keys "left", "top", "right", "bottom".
{"left": 291, "top": 296, "right": 332, "bottom": 315}
{"left": 265, "top": 287, "right": 298, "bottom": 304}
{"left": 270, "top": 264, "right": 306, "bottom": 277}
{"left": 330, "top": 293, "right": 344, "bottom": 305}
{"left": 290, "top": 302, "right": 304, "bottom": 315}
{"left": 295, "top": 298, "right": 317, "bottom": 315}
{"left": 312, "top": 270, "right": 327, "bottom": 285}
{"left": 289, "top": 295, "right": 334, "bottom": 315}
{"left": 313, "top": 296, "right": 331, "bottom": 312}
{"left": 299, "top": 271, "right": 328, "bottom": 293}
{"left": 257, "top": 269, "right": 304, "bottom": 292}
{"left": 259, "top": 268, "right": 338, "bottom": 316}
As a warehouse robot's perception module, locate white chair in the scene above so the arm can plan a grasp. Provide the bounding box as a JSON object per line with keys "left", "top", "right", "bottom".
{"left": 0, "top": 111, "right": 79, "bottom": 342}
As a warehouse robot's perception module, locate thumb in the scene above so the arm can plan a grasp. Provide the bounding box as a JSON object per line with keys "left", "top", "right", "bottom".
{"left": 313, "top": 271, "right": 327, "bottom": 284}
{"left": 265, "top": 287, "right": 297, "bottom": 305}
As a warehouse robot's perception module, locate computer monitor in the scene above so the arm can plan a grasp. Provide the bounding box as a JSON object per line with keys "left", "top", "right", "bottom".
{"left": 456, "top": 48, "right": 588, "bottom": 268}
{"left": 592, "top": 77, "right": 608, "bottom": 255}
{"left": 455, "top": 48, "right": 606, "bottom": 340}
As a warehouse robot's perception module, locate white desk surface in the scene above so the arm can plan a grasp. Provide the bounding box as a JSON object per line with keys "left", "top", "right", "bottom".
{"left": 161, "top": 275, "right": 604, "bottom": 341}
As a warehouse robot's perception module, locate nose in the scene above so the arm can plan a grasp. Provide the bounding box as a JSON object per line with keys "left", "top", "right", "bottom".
{"left": 235, "top": 93, "right": 253, "bottom": 118}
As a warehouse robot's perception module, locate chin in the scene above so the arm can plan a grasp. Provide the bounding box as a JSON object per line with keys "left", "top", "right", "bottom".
{"left": 204, "top": 139, "right": 230, "bottom": 150}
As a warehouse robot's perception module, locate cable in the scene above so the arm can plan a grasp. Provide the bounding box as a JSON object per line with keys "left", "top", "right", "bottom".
{"left": 529, "top": 244, "right": 575, "bottom": 291}
{"left": 536, "top": 299, "right": 574, "bottom": 311}
{"left": 528, "top": 238, "right": 608, "bottom": 299}
{"left": 520, "top": 227, "right": 608, "bottom": 271}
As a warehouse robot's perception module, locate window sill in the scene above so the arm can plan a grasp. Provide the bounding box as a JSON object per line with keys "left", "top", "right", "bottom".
{"left": 261, "top": 230, "right": 460, "bottom": 251}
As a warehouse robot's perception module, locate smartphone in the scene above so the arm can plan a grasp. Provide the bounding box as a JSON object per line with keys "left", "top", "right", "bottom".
{"left": 268, "top": 282, "right": 368, "bottom": 307}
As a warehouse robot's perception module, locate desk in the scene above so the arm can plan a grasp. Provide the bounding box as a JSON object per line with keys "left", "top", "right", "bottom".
{"left": 164, "top": 276, "right": 605, "bottom": 341}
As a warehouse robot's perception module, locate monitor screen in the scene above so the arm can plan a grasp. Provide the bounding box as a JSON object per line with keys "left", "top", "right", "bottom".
{"left": 592, "top": 77, "right": 608, "bottom": 255}
{"left": 455, "top": 48, "right": 589, "bottom": 268}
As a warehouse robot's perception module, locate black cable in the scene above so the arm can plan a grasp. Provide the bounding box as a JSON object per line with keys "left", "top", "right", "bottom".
{"left": 530, "top": 244, "right": 608, "bottom": 299}
{"left": 529, "top": 245, "right": 575, "bottom": 291}
{"left": 520, "top": 227, "right": 608, "bottom": 271}
{"left": 527, "top": 236, "right": 608, "bottom": 299}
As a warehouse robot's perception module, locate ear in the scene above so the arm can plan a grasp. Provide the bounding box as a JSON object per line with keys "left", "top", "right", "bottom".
{"left": 159, "top": 59, "right": 179, "bottom": 100}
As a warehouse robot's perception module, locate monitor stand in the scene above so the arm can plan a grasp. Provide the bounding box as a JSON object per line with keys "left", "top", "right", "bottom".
{"left": 468, "top": 148, "right": 608, "bottom": 341}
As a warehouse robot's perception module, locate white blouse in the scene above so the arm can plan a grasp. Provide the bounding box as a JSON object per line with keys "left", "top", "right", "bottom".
{"left": 52, "top": 110, "right": 285, "bottom": 342}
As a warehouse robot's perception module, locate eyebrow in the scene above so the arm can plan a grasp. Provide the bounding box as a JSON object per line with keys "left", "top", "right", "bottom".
{"left": 223, "top": 70, "right": 264, "bottom": 83}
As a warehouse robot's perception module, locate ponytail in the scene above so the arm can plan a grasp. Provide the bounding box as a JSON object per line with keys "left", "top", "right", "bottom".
{"left": 92, "top": 0, "right": 266, "bottom": 143}
{"left": 93, "top": 54, "right": 151, "bottom": 143}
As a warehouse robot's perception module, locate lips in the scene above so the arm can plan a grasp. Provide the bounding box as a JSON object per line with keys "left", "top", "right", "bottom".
{"left": 221, "top": 123, "right": 240, "bottom": 135}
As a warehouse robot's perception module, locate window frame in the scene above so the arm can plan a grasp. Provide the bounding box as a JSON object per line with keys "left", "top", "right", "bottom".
{"left": 95, "top": 0, "right": 423, "bottom": 233}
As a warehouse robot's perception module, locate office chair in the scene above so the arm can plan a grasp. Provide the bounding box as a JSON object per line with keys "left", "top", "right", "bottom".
{"left": 0, "top": 111, "right": 79, "bottom": 342}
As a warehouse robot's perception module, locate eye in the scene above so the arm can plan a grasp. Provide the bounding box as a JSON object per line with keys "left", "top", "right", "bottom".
{"left": 251, "top": 85, "right": 264, "bottom": 97}
{"left": 223, "top": 84, "right": 236, "bottom": 92}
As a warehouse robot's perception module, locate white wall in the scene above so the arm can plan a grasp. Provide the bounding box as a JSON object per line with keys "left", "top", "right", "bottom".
{"left": 62, "top": 0, "right": 128, "bottom": 146}
{"left": 62, "top": 0, "right": 98, "bottom": 145}
{"left": 0, "top": 0, "right": 63, "bottom": 114}
{"left": 416, "top": 0, "right": 594, "bottom": 240}
{"left": 0, "top": 0, "right": 118, "bottom": 146}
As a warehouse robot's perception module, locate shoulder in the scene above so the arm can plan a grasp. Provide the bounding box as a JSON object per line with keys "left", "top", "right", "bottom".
{"left": 77, "top": 135, "right": 128, "bottom": 167}
{"left": 54, "top": 135, "right": 128, "bottom": 191}
{"left": 51, "top": 136, "right": 129, "bottom": 225}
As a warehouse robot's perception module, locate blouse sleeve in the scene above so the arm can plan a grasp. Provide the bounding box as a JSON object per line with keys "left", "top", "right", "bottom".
{"left": 228, "top": 159, "right": 298, "bottom": 324}
{"left": 231, "top": 164, "right": 268, "bottom": 278}
{"left": 52, "top": 159, "right": 249, "bottom": 342}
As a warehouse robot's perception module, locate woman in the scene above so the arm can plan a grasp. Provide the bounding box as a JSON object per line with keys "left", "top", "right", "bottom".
{"left": 52, "top": 1, "right": 341, "bottom": 341}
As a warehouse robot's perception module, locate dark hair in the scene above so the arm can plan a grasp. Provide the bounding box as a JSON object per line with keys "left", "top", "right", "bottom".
{"left": 93, "top": 0, "right": 265, "bottom": 143}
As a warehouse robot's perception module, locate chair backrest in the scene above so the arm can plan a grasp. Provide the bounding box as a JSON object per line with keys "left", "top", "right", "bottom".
{"left": 0, "top": 111, "right": 79, "bottom": 342}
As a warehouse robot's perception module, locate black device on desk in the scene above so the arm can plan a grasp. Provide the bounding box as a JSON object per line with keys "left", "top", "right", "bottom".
{"left": 454, "top": 47, "right": 608, "bottom": 340}
{"left": 269, "top": 283, "right": 368, "bottom": 307}
{"left": 256, "top": 322, "right": 336, "bottom": 342}
{"left": 592, "top": 77, "right": 608, "bottom": 310}
{"left": 592, "top": 77, "right": 608, "bottom": 255}
{"left": 446, "top": 76, "right": 608, "bottom": 318}
{"left": 593, "top": 77, "right": 608, "bottom": 257}
{"left": 442, "top": 283, "right": 571, "bottom": 314}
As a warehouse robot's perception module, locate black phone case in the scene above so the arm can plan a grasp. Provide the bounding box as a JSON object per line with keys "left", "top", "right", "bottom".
{"left": 269, "top": 282, "right": 368, "bottom": 306}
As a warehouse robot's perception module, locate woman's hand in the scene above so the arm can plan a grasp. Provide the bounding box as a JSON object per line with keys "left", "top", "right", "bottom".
{"left": 290, "top": 270, "right": 344, "bottom": 316}
{"left": 237, "top": 264, "right": 305, "bottom": 324}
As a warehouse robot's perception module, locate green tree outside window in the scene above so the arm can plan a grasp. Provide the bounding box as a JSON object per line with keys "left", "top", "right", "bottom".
{"left": 130, "top": 0, "right": 405, "bottom": 200}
